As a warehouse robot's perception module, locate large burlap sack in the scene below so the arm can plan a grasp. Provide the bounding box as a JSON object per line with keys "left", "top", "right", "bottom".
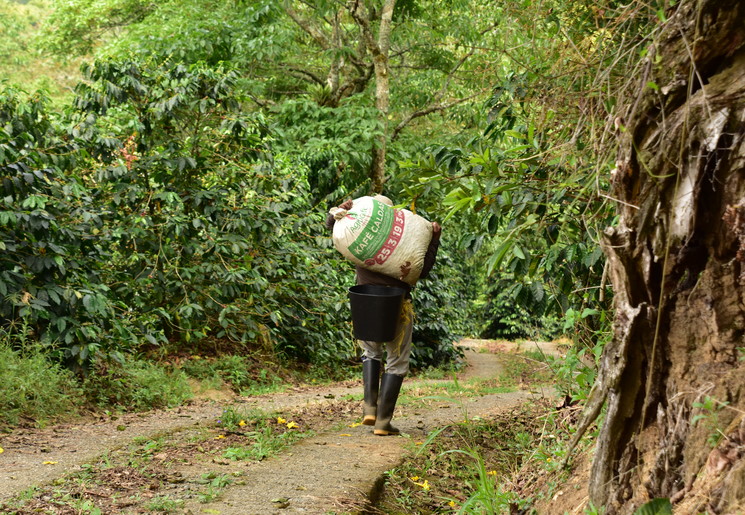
{"left": 329, "top": 196, "right": 433, "bottom": 285}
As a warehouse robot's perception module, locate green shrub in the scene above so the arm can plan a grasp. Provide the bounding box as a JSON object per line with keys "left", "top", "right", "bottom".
{"left": 180, "top": 354, "right": 283, "bottom": 393}
{"left": 1, "top": 60, "right": 355, "bottom": 370}
{"left": 0, "top": 340, "right": 81, "bottom": 427}
{"left": 410, "top": 249, "right": 469, "bottom": 370}
{"left": 83, "top": 359, "right": 192, "bottom": 411}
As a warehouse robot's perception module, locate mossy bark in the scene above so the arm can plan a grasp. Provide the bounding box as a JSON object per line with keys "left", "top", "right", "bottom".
{"left": 589, "top": 1, "right": 745, "bottom": 512}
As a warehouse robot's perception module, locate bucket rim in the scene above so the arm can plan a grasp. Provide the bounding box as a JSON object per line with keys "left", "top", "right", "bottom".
{"left": 348, "top": 284, "right": 407, "bottom": 297}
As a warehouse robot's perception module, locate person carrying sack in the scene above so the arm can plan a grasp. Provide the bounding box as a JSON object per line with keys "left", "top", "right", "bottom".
{"left": 326, "top": 196, "right": 441, "bottom": 435}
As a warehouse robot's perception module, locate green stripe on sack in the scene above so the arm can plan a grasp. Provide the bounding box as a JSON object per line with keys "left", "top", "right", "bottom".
{"left": 348, "top": 199, "right": 394, "bottom": 261}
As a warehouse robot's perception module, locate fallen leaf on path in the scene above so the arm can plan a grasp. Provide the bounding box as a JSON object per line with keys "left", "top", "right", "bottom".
{"left": 42, "top": 461, "right": 58, "bottom": 465}
{"left": 272, "top": 497, "right": 290, "bottom": 508}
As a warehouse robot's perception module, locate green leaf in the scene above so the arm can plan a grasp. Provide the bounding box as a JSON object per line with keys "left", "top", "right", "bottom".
{"left": 82, "top": 294, "right": 94, "bottom": 313}
{"left": 487, "top": 214, "right": 498, "bottom": 235}
{"left": 442, "top": 197, "right": 472, "bottom": 222}
{"left": 530, "top": 281, "right": 544, "bottom": 303}
{"left": 633, "top": 498, "right": 672, "bottom": 515}
{"left": 486, "top": 240, "right": 512, "bottom": 276}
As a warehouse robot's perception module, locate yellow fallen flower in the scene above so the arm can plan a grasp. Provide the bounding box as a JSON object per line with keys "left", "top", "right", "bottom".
{"left": 339, "top": 434, "right": 352, "bottom": 437}
{"left": 215, "top": 435, "right": 226, "bottom": 439}
{"left": 238, "top": 420, "right": 247, "bottom": 427}
{"left": 42, "top": 461, "right": 58, "bottom": 465}
{"left": 0, "top": 447, "right": 4, "bottom": 454}
{"left": 348, "top": 422, "right": 362, "bottom": 428}
{"left": 286, "top": 421, "right": 299, "bottom": 429}
{"left": 277, "top": 416, "right": 287, "bottom": 424}
{"left": 413, "top": 479, "right": 430, "bottom": 491}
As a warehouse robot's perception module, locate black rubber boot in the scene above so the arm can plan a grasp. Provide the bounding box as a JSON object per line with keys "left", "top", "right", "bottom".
{"left": 362, "top": 359, "right": 381, "bottom": 425}
{"left": 374, "top": 373, "right": 404, "bottom": 436}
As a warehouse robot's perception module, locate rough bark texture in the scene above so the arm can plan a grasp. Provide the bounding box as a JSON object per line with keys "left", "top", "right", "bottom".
{"left": 350, "top": 0, "right": 395, "bottom": 194}
{"left": 589, "top": 1, "right": 745, "bottom": 512}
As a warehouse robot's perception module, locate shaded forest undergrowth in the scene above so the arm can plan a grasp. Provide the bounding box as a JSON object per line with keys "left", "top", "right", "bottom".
{"left": 0, "top": 337, "right": 357, "bottom": 430}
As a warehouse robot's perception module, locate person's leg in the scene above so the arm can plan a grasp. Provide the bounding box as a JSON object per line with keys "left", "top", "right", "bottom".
{"left": 375, "top": 301, "right": 413, "bottom": 436}
{"left": 359, "top": 341, "right": 383, "bottom": 425}
{"left": 382, "top": 306, "right": 413, "bottom": 376}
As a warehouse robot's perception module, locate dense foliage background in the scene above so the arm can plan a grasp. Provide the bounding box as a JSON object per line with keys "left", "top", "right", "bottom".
{"left": 1, "top": 0, "right": 664, "bottom": 418}
{"left": 7, "top": 3, "right": 745, "bottom": 514}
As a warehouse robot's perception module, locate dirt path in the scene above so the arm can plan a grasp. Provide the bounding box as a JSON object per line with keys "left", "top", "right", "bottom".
{"left": 0, "top": 339, "right": 561, "bottom": 513}
{"left": 186, "top": 391, "right": 534, "bottom": 514}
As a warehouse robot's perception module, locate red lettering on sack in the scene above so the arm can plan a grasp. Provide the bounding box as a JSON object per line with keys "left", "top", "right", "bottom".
{"left": 374, "top": 210, "right": 405, "bottom": 265}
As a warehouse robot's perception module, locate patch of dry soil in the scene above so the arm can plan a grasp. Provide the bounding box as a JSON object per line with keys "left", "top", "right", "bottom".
{"left": 0, "top": 339, "right": 558, "bottom": 513}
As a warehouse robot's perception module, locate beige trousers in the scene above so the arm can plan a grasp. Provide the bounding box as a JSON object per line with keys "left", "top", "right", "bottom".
{"left": 359, "top": 299, "right": 414, "bottom": 377}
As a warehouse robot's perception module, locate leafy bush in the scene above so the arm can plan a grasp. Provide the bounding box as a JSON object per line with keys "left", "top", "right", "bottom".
{"left": 70, "top": 57, "right": 356, "bottom": 366}
{"left": 479, "top": 272, "right": 563, "bottom": 341}
{"left": 1, "top": 56, "right": 359, "bottom": 370}
{"left": 0, "top": 337, "right": 81, "bottom": 427}
{"left": 82, "top": 360, "right": 192, "bottom": 411}
{"left": 0, "top": 86, "right": 125, "bottom": 368}
{"left": 410, "top": 257, "right": 467, "bottom": 370}
{"left": 180, "top": 354, "right": 283, "bottom": 393}
{"left": 270, "top": 97, "right": 381, "bottom": 204}
{"left": 479, "top": 279, "right": 536, "bottom": 340}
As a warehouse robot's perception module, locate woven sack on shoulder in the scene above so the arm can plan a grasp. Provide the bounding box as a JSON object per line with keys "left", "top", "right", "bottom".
{"left": 330, "top": 196, "right": 433, "bottom": 285}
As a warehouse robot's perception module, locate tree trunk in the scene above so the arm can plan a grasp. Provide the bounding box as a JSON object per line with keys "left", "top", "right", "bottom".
{"left": 327, "top": 9, "right": 342, "bottom": 101}
{"left": 350, "top": 0, "right": 395, "bottom": 194}
{"left": 588, "top": 1, "right": 745, "bottom": 512}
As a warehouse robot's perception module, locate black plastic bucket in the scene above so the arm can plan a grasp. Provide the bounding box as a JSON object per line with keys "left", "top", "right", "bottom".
{"left": 348, "top": 284, "right": 406, "bottom": 342}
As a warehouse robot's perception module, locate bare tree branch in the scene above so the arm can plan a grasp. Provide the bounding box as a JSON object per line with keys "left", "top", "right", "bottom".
{"left": 435, "top": 48, "right": 475, "bottom": 101}
{"left": 246, "top": 93, "right": 275, "bottom": 108}
{"left": 283, "top": 3, "right": 332, "bottom": 50}
{"left": 284, "top": 66, "right": 325, "bottom": 86}
{"left": 348, "top": 1, "right": 379, "bottom": 58}
{"left": 335, "top": 66, "right": 374, "bottom": 102}
{"left": 391, "top": 91, "right": 483, "bottom": 141}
